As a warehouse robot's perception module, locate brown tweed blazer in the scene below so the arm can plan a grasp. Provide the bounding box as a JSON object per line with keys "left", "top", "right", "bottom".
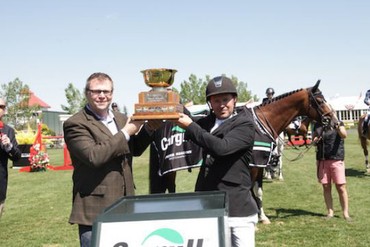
{"left": 63, "top": 106, "right": 152, "bottom": 226}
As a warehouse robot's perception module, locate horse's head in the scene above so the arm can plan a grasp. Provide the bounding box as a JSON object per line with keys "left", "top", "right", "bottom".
{"left": 307, "top": 80, "right": 339, "bottom": 129}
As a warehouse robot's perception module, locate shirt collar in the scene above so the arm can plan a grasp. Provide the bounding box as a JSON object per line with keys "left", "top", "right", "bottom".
{"left": 86, "top": 104, "right": 113, "bottom": 121}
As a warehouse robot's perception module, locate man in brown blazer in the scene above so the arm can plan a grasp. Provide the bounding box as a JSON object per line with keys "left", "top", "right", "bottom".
{"left": 63, "top": 72, "right": 158, "bottom": 247}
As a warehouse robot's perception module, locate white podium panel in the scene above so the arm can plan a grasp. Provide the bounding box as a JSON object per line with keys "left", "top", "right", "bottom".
{"left": 99, "top": 217, "right": 222, "bottom": 246}
{"left": 92, "top": 191, "right": 230, "bottom": 247}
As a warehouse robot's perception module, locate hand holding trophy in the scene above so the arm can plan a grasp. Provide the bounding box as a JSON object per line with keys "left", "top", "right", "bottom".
{"left": 132, "top": 68, "right": 183, "bottom": 120}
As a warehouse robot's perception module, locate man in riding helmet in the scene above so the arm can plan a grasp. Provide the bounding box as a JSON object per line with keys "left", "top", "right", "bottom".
{"left": 174, "top": 76, "right": 258, "bottom": 247}
{"left": 111, "top": 102, "right": 119, "bottom": 112}
{"left": 262, "top": 87, "right": 275, "bottom": 103}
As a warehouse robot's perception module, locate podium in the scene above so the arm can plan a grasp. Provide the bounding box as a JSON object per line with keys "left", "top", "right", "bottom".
{"left": 92, "top": 191, "right": 230, "bottom": 247}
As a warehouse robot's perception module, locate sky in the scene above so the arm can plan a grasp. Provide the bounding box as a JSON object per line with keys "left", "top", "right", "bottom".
{"left": 1, "top": 1, "right": 369, "bottom": 114}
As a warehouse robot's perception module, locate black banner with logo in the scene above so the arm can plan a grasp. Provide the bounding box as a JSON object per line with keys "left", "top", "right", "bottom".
{"left": 150, "top": 121, "right": 203, "bottom": 176}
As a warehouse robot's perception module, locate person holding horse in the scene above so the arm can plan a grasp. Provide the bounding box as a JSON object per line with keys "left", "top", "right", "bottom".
{"left": 174, "top": 76, "right": 258, "bottom": 247}
{"left": 312, "top": 120, "right": 351, "bottom": 221}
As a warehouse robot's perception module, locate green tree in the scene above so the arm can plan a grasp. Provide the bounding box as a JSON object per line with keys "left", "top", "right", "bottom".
{"left": 179, "top": 74, "right": 209, "bottom": 104}
{"left": 0, "top": 78, "right": 41, "bottom": 129}
{"left": 179, "top": 74, "right": 258, "bottom": 104}
{"left": 61, "top": 83, "right": 86, "bottom": 114}
{"left": 230, "top": 75, "right": 259, "bottom": 103}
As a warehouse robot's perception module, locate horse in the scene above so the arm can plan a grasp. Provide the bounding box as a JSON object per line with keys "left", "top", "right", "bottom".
{"left": 284, "top": 116, "right": 313, "bottom": 147}
{"left": 357, "top": 114, "right": 370, "bottom": 171}
{"left": 149, "top": 80, "right": 338, "bottom": 224}
{"left": 249, "top": 80, "right": 338, "bottom": 224}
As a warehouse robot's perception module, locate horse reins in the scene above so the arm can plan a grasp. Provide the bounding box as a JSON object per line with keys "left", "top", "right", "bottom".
{"left": 282, "top": 139, "right": 316, "bottom": 162}
{"left": 254, "top": 105, "right": 279, "bottom": 140}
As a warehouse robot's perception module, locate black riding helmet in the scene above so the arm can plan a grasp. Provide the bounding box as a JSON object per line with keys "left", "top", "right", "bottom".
{"left": 266, "top": 87, "right": 275, "bottom": 95}
{"left": 206, "top": 76, "right": 237, "bottom": 100}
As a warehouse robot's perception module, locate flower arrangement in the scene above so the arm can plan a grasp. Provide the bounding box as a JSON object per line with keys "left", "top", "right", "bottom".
{"left": 16, "top": 126, "right": 53, "bottom": 145}
{"left": 16, "top": 130, "right": 36, "bottom": 145}
{"left": 29, "top": 143, "right": 50, "bottom": 172}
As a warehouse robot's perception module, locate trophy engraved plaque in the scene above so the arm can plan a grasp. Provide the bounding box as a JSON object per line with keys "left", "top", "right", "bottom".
{"left": 132, "top": 68, "right": 183, "bottom": 120}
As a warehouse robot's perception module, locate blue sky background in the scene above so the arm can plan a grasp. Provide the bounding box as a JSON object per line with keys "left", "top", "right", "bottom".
{"left": 1, "top": 1, "right": 369, "bottom": 113}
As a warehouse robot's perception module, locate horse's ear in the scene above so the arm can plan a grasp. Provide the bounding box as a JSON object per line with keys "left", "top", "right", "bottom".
{"left": 312, "top": 79, "right": 321, "bottom": 92}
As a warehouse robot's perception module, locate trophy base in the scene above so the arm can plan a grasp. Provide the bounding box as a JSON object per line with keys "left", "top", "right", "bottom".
{"left": 131, "top": 103, "right": 183, "bottom": 120}
{"left": 131, "top": 113, "right": 181, "bottom": 120}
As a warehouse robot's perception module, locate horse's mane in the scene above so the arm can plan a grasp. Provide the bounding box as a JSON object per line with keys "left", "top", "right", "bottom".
{"left": 260, "top": 88, "right": 304, "bottom": 106}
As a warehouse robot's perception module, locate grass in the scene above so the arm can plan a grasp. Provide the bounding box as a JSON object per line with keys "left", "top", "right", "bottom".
{"left": 0, "top": 128, "right": 369, "bottom": 246}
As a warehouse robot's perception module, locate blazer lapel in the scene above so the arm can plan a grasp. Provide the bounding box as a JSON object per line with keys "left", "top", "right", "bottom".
{"left": 113, "top": 112, "right": 127, "bottom": 130}
{"left": 83, "top": 107, "right": 113, "bottom": 137}
{"left": 212, "top": 115, "right": 236, "bottom": 135}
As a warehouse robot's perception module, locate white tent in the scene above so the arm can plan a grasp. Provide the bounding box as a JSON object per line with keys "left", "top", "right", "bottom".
{"left": 328, "top": 95, "right": 367, "bottom": 111}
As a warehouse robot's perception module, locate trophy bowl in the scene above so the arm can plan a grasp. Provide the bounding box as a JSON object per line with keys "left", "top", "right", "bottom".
{"left": 133, "top": 68, "right": 182, "bottom": 120}
{"left": 141, "top": 68, "right": 177, "bottom": 88}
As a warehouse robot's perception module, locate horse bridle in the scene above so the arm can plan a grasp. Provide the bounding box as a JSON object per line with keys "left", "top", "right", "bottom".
{"left": 308, "top": 90, "right": 335, "bottom": 129}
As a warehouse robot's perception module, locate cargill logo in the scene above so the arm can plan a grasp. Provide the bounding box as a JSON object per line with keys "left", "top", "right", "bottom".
{"left": 161, "top": 126, "right": 187, "bottom": 150}
{"left": 141, "top": 228, "right": 204, "bottom": 247}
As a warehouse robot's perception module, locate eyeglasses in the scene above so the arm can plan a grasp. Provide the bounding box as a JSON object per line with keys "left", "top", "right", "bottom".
{"left": 0, "top": 105, "right": 6, "bottom": 110}
{"left": 87, "top": 89, "right": 113, "bottom": 96}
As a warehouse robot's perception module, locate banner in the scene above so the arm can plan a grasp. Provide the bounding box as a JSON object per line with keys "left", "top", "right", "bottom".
{"left": 30, "top": 122, "right": 43, "bottom": 157}
{"left": 150, "top": 121, "right": 203, "bottom": 176}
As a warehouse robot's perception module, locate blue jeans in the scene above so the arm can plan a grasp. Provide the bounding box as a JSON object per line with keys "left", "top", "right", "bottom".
{"left": 78, "top": 225, "right": 92, "bottom": 247}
